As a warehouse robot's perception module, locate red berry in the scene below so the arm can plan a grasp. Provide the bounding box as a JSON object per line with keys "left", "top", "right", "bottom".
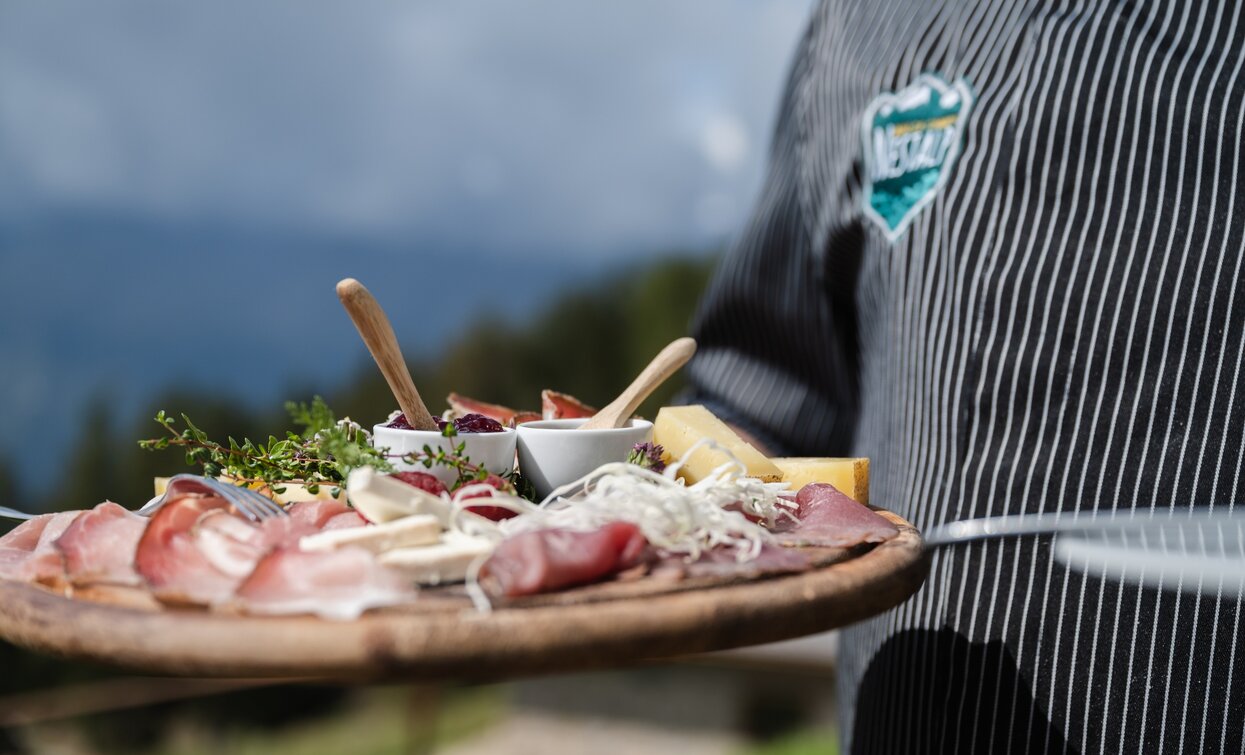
{"left": 390, "top": 471, "right": 448, "bottom": 497}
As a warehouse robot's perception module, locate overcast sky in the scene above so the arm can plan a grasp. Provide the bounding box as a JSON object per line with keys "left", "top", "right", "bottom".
{"left": 0, "top": 2, "right": 814, "bottom": 492}
{"left": 0, "top": 1, "right": 812, "bottom": 258}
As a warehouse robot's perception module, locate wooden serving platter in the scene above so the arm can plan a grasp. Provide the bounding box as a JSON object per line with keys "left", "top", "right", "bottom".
{"left": 0, "top": 511, "right": 925, "bottom": 681}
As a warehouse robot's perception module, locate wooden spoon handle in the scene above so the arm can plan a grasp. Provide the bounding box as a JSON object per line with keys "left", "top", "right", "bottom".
{"left": 336, "top": 278, "right": 438, "bottom": 431}
{"left": 581, "top": 337, "right": 697, "bottom": 430}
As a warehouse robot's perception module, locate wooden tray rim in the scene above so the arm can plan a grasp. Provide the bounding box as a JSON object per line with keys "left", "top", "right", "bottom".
{"left": 0, "top": 511, "right": 927, "bottom": 680}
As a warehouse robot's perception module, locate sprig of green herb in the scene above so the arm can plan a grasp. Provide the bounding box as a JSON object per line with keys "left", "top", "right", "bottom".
{"left": 138, "top": 397, "right": 391, "bottom": 495}
{"left": 139, "top": 396, "right": 536, "bottom": 500}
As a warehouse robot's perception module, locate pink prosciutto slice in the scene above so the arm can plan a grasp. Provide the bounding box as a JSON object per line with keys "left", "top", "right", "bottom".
{"left": 541, "top": 389, "right": 595, "bottom": 420}
{"left": 0, "top": 511, "right": 83, "bottom": 583}
{"left": 321, "top": 510, "right": 368, "bottom": 530}
{"left": 481, "top": 522, "right": 647, "bottom": 597}
{"left": 232, "top": 546, "right": 413, "bottom": 620}
{"left": 276, "top": 498, "right": 364, "bottom": 532}
{"left": 285, "top": 498, "right": 354, "bottom": 528}
{"left": 772, "top": 483, "right": 898, "bottom": 548}
{"left": 55, "top": 502, "right": 146, "bottom": 586}
{"left": 134, "top": 495, "right": 244, "bottom": 605}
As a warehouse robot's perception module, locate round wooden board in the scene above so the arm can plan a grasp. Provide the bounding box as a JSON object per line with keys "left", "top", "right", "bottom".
{"left": 0, "top": 511, "right": 926, "bottom": 681}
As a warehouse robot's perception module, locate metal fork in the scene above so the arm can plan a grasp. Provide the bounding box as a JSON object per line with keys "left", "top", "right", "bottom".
{"left": 0, "top": 475, "right": 287, "bottom": 524}
{"left": 0, "top": 506, "right": 36, "bottom": 522}
{"left": 136, "top": 474, "right": 288, "bottom": 522}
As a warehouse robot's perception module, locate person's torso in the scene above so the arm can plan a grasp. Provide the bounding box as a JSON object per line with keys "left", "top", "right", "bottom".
{"left": 796, "top": 2, "right": 1245, "bottom": 752}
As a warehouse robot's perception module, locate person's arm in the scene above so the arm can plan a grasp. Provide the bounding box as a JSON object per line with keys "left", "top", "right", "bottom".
{"left": 683, "top": 46, "right": 860, "bottom": 459}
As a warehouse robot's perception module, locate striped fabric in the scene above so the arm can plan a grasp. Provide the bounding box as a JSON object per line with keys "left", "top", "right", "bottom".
{"left": 686, "top": 1, "right": 1245, "bottom": 752}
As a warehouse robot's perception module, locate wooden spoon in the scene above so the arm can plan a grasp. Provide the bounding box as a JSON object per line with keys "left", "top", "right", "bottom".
{"left": 579, "top": 337, "right": 697, "bottom": 430}
{"left": 336, "top": 278, "right": 439, "bottom": 431}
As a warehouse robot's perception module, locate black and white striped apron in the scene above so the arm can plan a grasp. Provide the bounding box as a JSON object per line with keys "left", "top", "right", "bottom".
{"left": 687, "top": 1, "right": 1245, "bottom": 751}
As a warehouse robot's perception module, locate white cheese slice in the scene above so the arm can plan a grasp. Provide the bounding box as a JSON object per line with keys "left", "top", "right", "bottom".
{"left": 378, "top": 533, "right": 494, "bottom": 585}
{"left": 345, "top": 467, "right": 452, "bottom": 525}
{"left": 299, "top": 514, "right": 441, "bottom": 554}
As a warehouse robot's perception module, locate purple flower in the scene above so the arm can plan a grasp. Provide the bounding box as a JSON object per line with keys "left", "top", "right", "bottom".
{"left": 627, "top": 442, "right": 667, "bottom": 472}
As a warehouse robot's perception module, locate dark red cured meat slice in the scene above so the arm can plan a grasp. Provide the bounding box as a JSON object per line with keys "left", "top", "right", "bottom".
{"left": 390, "top": 472, "right": 449, "bottom": 497}
{"left": 511, "top": 411, "right": 543, "bottom": 426}
{"left": 541, "top": 390, "right": 596, "bottom": 420}
{"left": 55, "top": 502, "right": 146, "bottom": 586}
{"left": 232, "top": 546, "right": 412, "bottom": 620}
{"left": 447, "top": 393, "right": 519, "bottom": 426}
{"left": 772, "top": 483, "right": 898, "bottom": 548}
{"left": 134, "top": 495, "right": 241, "bottom": 605}
{"left": 481, "top": 522, "right": 647, "bottom": 597}
{"left": 460, "top": 475, "right": 520, "bottom": 521}
{"left": 654, "top": 542, "right": 812, "bottom": 579}
{"left": 0, "top": 511, "right": 83, "bottom": 583}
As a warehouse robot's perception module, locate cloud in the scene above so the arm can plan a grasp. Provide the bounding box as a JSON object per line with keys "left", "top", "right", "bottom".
{"left": 0, "top": 1, "right": 813, "bottom": 258}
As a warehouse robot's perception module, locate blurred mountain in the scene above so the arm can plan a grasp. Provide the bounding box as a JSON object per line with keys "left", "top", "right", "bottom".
{"left": 2, "top": 212, "right": 699, "bottom": 495}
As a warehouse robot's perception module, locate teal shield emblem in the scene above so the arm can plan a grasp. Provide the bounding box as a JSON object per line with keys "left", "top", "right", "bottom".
{"left": 861, "top": 74, "right": 973, "bottom": 241}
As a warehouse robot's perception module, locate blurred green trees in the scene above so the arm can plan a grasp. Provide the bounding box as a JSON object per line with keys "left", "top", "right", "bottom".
{"left": 13, "top": 254, "right": 714, "bottom": 516}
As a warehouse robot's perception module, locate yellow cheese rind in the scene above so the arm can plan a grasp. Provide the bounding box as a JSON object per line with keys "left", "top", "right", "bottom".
{"left": 653, "top": 405, "right": 783, "bottom": 483}
{"left": 772, "top": 457, "right": 869, "bottom": 504}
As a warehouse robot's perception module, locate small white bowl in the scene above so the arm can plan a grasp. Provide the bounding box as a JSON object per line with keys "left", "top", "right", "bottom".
{"left": 372, "top": 424, "right": 517, "bottom": 487}
{"left": 516, "top": 418, "right": 653, "bottom": 500}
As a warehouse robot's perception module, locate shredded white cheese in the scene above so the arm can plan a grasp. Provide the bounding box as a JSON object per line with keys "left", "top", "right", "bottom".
{"left": 452, "top": 439, "right": 796, "bottom": 613}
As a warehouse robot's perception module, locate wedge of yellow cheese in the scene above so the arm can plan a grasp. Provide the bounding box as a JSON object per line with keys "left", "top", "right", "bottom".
{"left": 772, "top": 457, "right": 869, "bottom": 504}
{"left": 653, "top": 405, "right": 783, "bottom": 483}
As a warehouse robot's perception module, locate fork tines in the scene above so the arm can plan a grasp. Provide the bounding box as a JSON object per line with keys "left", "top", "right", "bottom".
{"left": 204, "top": 479, "right": 288, "bottom": 521}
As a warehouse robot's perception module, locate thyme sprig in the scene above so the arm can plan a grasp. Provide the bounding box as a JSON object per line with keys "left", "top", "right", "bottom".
{"left": 409, "top": 424, "right": 537, "bottom": 500}
{"left": 138, "top": 396, "right": 538, "bottom": 500}
{"left": 138, "top": 397, "right": 391, "bottom": 496}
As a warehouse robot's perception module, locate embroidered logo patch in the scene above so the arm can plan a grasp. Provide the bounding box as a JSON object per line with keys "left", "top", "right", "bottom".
{"left": 861, "top": 73, "right": 973, "bottom": 241}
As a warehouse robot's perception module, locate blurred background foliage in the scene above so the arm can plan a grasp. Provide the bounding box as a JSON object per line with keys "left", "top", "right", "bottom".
{"left": 10, "top": 254, "right": 713, "bottom": 519}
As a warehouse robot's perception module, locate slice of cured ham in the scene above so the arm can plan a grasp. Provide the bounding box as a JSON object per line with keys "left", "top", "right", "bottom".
{"left": 541, "top": 389, "right": 595, "bottom": 420}
{"left": 232, "top": 546, "right": 413, "bottom": 620}
{"left": 285, "top": 498, "right": 354, "bottom": 529}
{"left": 55, "top": 502, "right": 146, "bottom": 586}
{"left": 481, "top": 522, "right": 647, "bottom": 597}
{"left": 655, "top": 542, "right": 811, "bottom": 580}
{"left": 0, "top": 511, "right": 83, "bottom": 583}
{"left": 134, "top": 495, "right": 243, "bottom": 605}
{"left": 447, "top": 392, "right": 519, "bottom": 426}
{"left": 321, "top": 511, "right": 368, "bottom": 530}
{"left": 138, "top": 494, "right": 332, "bottom": 604}
{"left": 772, "top": 483, "right": 898, "bottom": 548}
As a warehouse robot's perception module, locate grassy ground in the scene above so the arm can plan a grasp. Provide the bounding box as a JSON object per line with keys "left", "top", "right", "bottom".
{"left": 743, "top": 730, "right": 840, "bottom": 755}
